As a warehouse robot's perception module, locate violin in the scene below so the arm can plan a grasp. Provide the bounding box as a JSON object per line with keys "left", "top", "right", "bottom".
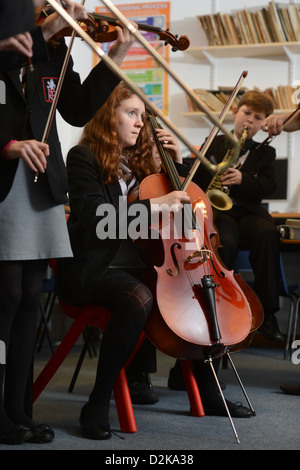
{"left": 36, "top": 6, "right": 190, "bottom": 51}
{"left": 137, "top": 113, "right": 253, "bottom": 361}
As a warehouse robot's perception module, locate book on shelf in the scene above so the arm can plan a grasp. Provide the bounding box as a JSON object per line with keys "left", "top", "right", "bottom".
{"left": 185, "top": 88, "right": 247, "bottom": 114}
{"left": 278, "top": 219, "right": 300, "bottom": 240}
{"left": 197, "top": 2, "right": 300, "bottom": 46}
{"left": 185, "top": 85, "right": 297, "bottom": 114}
{"left": 255, "top": 84, "right": 297, "bottom": 110}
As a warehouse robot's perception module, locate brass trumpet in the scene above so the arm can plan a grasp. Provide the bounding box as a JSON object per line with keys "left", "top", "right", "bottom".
{"left": 46, "top": 0, "right": 241, "bottom": 177}
{"left": 206, "top": 126, "right": 248, "bottom": 211}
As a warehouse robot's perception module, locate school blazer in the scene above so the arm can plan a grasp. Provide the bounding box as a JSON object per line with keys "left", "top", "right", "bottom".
{"left": 0, "top": 30, "right": 120, "bottom": 204}
{"left": 192, "top": 134, "right": 277, "bottom": 220}
{"left": 56, "top": 145, "right": 152, "bottom": 305}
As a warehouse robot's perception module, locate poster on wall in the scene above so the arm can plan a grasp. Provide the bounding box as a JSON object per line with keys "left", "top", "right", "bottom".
{"left": 95, "top": 2, "right": 170, "bottom": 114}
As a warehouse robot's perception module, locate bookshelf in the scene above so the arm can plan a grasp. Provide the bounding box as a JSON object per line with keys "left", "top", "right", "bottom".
{"left": 173, "top": 1, "right": 300, "bottom": 212}
{"left": 185, "top": 41, "right": 300, "bottom": 62}
{"left": 181, "top": 108, "right": 294, "bottom": 123}
{"left": 181, "top": 3, "right": 300, "bottom": 124}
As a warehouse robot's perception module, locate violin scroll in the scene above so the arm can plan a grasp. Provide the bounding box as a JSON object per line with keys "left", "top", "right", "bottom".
{"left": 163, "top": 30, "right": 190, "bottom": 52}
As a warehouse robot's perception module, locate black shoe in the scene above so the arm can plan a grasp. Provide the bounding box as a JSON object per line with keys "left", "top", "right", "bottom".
{"left": 259, "top": 314, "right": 284, "bottom": 342}
{"left": 0, "top": 424, "right": 33, "bottom": 445}
{"left": 27, "top": 424, "right": 55, "bottom": 444}
{"left": 280, "top": 384, "right": 300, "bottom": 396}
{"left": 79, "top": 405, "right": 111, "bottom": 441}
{"left": 80, "top": 423, "right": 111, "bottom": 440}
{"left": 128, "top": 372, "right": 159, "bottom": 405}
{"left": 205, "top": 400, "right": 254, "bottom": 418}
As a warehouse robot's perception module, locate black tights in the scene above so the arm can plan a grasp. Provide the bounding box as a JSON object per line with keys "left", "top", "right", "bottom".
{"left": 82, "top": 268, "right": 153, "bottom": 427}
{"left": 0, "top": 259, "right": 48, "bottom": 434}
{"left": 81, "top": 268, "right": 153, "bottom": 429}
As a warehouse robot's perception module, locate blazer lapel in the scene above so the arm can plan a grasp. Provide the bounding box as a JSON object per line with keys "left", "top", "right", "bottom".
{"left": 6, "top": 69, "right": 25, "bottom": 100}
{"left": 107, "top": 181, "right": 122, "bottom": 204}
{"left": 26, "top": 62, "right": 43, "bottom": 101}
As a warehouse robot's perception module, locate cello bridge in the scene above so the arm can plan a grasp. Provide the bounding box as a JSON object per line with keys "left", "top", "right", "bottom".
{"left": 185, "top": 249, "right": 211, "bottom": 264}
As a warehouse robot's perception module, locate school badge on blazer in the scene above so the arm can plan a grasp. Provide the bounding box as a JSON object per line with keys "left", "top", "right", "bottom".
{"left": 42, "top": 77, "right": 58, "bottom": 102}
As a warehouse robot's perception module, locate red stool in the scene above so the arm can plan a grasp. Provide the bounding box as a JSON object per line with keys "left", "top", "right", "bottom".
{"left": 33, "top": 261, "right": 204, "bottom": 434}
{"left": 33, "top": 297, "right": 145, "bottom": 433}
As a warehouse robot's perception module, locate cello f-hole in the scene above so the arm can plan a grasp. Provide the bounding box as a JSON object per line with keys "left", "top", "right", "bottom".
{"left": 166, "top": 243, "right": 181, "bottom": 277}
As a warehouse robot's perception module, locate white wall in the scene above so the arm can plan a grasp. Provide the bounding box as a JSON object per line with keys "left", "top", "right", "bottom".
{"left": 57, "top": 0, "right": 300, "bottom": 212}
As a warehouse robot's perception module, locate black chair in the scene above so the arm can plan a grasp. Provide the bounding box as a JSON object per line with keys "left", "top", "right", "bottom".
{"left": 36, "top": 272, "right": 56, "bottom": 354}
{"left": 234, "top": 250, "right": 298, "bottom": 359}
{"left": 285, "top": 269, "right": 300, "bottom": 358}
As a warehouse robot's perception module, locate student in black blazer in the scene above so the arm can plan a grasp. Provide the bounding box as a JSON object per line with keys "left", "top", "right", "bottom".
{"left": 0, "top": 2, "right": 136, "bottom": 445}
{"left": 192, "top": 90, "right": 283, "bottom": 342}
{"left": 56, "top": 82, "right": 191, "bottom": 440}
{"left": 57, "top": 82, "right": 254, "bottom": 440}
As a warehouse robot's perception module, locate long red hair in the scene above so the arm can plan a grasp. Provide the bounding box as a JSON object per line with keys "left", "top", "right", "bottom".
{"left": 79, "top": 82, "right": 158, "bottom": 184}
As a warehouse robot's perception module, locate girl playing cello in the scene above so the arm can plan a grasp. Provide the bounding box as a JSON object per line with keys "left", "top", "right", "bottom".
{"left": 56, "top": 82, "right": 253, "bottom": 440}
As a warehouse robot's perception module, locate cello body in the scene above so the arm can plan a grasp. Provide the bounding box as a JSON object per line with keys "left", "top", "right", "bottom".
{"left": 138, "top": 173, "right": 253, "bottom": 360}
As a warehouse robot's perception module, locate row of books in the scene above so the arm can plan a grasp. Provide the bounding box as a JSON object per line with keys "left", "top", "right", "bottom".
{"left": 185, "top": 85, "right": 297, "bottom": 114}
{"left": 197, "top": 1, "right": 300, "bottom": 46}
{"left": 278, "top": 219, "right": 300, "bottom": 240}
{"left": 186, "top": 89, "right": 246, "bottom": 113}
{"left": 258, "top": 85, "right": 298, "bottom": 111}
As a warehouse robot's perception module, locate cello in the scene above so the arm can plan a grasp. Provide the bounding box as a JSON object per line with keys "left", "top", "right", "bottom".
{"left": 138, "top": 113, "right": 254, "bottom": 361}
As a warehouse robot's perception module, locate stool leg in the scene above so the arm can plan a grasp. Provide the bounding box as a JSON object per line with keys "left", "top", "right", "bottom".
{"left": 113, "top": 368, "right": 137, "bottom": 433}
{"left": 284, "top": 295, "right": 296, "bottom": 360}
{"left": 179, "top": 359, "right": 205, "bottom": 417}
{"left": 112, "top": 332, "right": 146, "bottom": 433}
{"left": 68, "top": 326, "right": 94, "bottom": 393}
{"left": 292, "top": 297, "right": 300, "bottom": 347}
{"left": 33, "top": 316, "right": 87, "bottom": 402}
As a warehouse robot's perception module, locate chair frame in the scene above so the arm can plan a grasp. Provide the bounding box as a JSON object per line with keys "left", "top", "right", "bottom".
{"left": 33, "top": 292, "right": 205, "bottom": 433}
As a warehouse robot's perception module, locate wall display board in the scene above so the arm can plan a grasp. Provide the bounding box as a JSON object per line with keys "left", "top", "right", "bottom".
{"left": 95, "top": 2, "right": 170, "bottom": 113}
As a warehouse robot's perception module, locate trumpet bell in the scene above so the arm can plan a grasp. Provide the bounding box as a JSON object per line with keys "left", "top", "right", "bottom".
{"left": 206, "top": 189, "right": 233, "bottom": 211}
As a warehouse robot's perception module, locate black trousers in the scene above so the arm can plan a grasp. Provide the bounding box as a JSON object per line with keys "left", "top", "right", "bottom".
{"left": 214, "top": 205, "right": 281, "bottom": 314}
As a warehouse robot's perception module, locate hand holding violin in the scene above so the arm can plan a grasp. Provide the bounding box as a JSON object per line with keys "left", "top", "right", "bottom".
{"left": 107, "top": 20, "right": 137, "bottom": 67}
{"left": 40, "top": 0, "right": 88, "bottom": 42}
{"left": 261, "top": 113, "right": 286, "bottom": 136}
{"left": 262, "top": 109, "right": 300, "bottom": 136}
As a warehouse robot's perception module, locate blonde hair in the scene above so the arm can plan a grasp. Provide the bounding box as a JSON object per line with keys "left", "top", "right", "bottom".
{"left": 79, "top": 82, "right": 158, "bottom": 184}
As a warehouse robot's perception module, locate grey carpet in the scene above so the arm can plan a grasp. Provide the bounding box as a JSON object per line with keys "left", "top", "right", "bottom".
{"left": 2, "top": 343, "right": 299, "bottom": 452}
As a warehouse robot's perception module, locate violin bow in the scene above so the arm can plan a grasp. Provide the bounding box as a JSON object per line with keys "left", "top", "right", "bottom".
{"left": 180, "top": 70, "right": 248, "bottom": 192}
{"left": 44, "top": 0, "right": 239, "bottom": 176}
{"left": 256, "top": 103, "right": 300, "bottom": 149}
{"left": 34, "top": 0, "right": 85, "bottom": 182}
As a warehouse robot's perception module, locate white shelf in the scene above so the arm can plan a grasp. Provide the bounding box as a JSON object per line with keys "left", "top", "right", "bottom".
{"left": 186, "top": 42, "right": 300, "bottom": 62}
{"left": 181, "top": 109, "right": 294, "bottom": 122}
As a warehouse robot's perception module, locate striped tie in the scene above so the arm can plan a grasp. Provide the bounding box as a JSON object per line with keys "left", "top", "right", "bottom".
{"left": 119, "top": 158, "right": 139, "bottom": 195}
